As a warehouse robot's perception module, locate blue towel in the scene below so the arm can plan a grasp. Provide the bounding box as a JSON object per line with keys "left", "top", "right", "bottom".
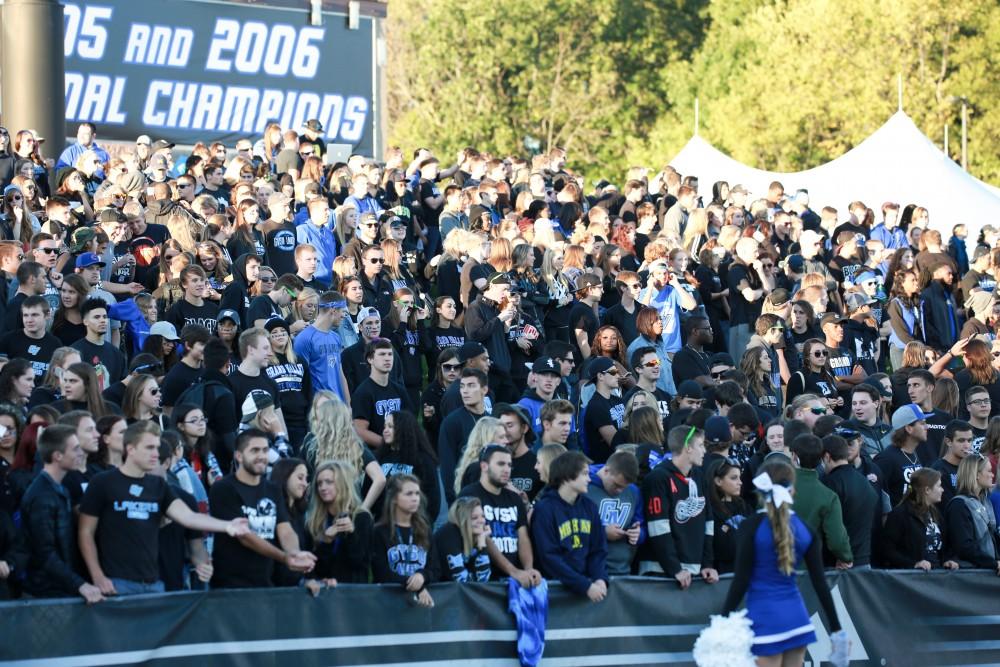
{"left": 507, "top": 577, "right": 548, "bottom": 667}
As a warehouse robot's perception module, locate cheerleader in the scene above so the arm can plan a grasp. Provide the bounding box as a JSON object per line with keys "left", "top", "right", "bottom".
{"left": 722, "top": 460, "right": 845, "bottom": 666}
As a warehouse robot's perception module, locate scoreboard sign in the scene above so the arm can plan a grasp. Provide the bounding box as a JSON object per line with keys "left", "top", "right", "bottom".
{"left": 62, "top": 0, "right": 376, "bottom": 153}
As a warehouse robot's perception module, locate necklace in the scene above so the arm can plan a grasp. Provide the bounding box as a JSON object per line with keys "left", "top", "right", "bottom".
{"left": 685, "top": 344, "right": 708, "bottom": 360}
{"left": 901, "top": 449, "right": 919, "bottom": 466}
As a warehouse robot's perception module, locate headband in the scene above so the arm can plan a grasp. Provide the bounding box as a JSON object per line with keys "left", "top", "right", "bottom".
{"left": 318, "top": 300, "right": 346, "bottom": 309}
{"left": 752, "top": 472, "right": 793, "bottom": 508}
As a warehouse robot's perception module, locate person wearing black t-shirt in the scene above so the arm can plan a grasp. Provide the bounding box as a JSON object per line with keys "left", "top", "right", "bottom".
{"left": 671, "top": 316, "right": 715, "bottom": 388}
{"left": 165, "top": 265, "right": 219, "bottom": 336}
{"left": 930, "top": 421, "right": 974, "bottom": 508}
{"left": 210, "top": 429, "right": 316, "bottom": 588}
{"left": 568, "top": 273, "right": 602, "bottom": 364}
{"left": 438, "top": 367, "right": 490, "bottom": 502}
{"left": 229, "top": 328, "right": 287, "bottom": 434}
{"left": 906, "top": 370, "right": 952, "bottom": 465}
{"left": 459, "top": 445, "right": 541, "bottom": 587}
{"left": 79, "top": 422, "right": 249, "bottom": 595}
{"left": 494, "top": 403, "right": 542, "bottom": 502}
{"left": 0, "top": 295, "right": 61, "bottom": 381}
{"left": 71, "top": 298, "right": 125, "bottom": 389}
{"left": 2, "top": 261, "right": 47, "bottom": 334}
{"left": 247, "top": 274, "right": 297, "bottom": 330}
{"left": 352, "top": 338, "right": 413, "bottom": 451}
{"left": 875, "top": 405, "right": 931, "bottom": 507}
{"left": 965, "top": 387, "right": 991, "bottom": 452}
{"left": 601, "top": 270, "right": 641, "bottom": 343}
{"left": 582, "top": 357, "right": 625, "bottom": 464}
{"left": 258, "top": 192, "right": 298, "bottom": 277}
{"left": 160, "top": 324, "right": 211, "bottom": 412}
{"left": 624, "top": 346, "right": 672, "bottom": 434}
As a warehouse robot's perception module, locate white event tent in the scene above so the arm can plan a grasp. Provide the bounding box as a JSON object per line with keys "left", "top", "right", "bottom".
{"left": 668, "top": 111, "right": 1000, "bottom": 243}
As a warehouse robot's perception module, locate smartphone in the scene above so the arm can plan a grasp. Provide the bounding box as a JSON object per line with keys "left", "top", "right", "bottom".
{"left": 336, "top": 512, "right": 349, "bottom": 520}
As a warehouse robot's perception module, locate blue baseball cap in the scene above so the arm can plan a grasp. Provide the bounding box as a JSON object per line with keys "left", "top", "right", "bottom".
{"left": 75, "top": 252, "right": 106, "bottom": 269}
{"left": 891, "top": 403, "right": 932, "bottom": 430}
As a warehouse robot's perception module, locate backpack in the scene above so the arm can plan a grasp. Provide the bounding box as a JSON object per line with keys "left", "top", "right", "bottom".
{"left": 175, "top": 378, "right": 228, "bottom": 410}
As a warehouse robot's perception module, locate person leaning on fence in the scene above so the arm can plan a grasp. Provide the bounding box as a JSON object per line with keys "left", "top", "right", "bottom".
{"left": 78, "top": 422, "right": 250, "bottom": 596}
{"left": 530, "top": 451, "right": 608, "bottom": 601}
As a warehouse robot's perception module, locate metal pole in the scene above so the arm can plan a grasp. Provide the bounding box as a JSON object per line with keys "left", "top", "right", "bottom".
{"left": 0, "top": 0, "right": 65, "bottom": 169}
{"left": 961, "top": 102, "right": 968, "bottom": 171}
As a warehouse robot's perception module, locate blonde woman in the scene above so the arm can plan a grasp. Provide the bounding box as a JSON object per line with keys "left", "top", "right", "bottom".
{"left": 166, "top": 212, "right": 203, "bottom": 253}
{"left": 541, "top": 247, "right": 573, "bottom": 341}
{"left": 303, "top": 460, "right": 374, "bottom": 590}
{"left": 451, "top": 416, "right": 507, "bottom": 501}
{"left": 301, "top": 393, "right": 386, "bottom": 510}
{"left": 292, "top": 287, "right": 319, "bottom": 326}
{"left": 433, "top": 496, "right": 491, "bottom": 582}
{"left": 334, "top": 203, "right": 357, "bottom": 250}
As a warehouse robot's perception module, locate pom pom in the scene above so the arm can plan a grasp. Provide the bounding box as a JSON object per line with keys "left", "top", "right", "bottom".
{"left": 692, "top": 609, "right": 756, "bottom": 667}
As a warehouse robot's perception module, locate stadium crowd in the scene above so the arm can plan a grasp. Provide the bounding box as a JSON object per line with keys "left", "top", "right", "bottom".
{"left": 0, "top": 120, "right": 998, "bottom": 611}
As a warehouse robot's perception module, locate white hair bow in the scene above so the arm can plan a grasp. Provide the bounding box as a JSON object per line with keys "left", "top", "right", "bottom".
{"left": 753, "top": 472, "right": 793, "bottom": 508}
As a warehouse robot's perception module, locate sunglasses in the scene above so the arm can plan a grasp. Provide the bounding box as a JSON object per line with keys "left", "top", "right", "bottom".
{"left": 441, "top": 363, "right": 461, "bottom": 371}
{"left": 642, "top": 359, "right": 661, "bottom": 368}
{"left": 710, "top": 371, "right": 726, "bottom": 379}
{"left": 369, "top": 257, "right": 385, "bottom": 264}
{"left": 601, "top": 369, "right": 620, "bottom": 377}
{"left": 259, "top": 276, "right": 276, "bottom": 283}
{"left": 809, "top": 407, "right": 828, "bottom": 415}
{"left": 812, "top": 350, "right": 828, "bottom": 357}
{"left": 37, "top": 247, "right": 59, "bottom": 254}
{"left": 148, "top": 387, "right": 160, "bottom": 395}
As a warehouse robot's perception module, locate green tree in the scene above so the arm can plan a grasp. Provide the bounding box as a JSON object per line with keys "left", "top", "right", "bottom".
{"left": 637, "top": 0, "right": 1000, "bottom": 184}
{"left": 385, "top": 0, "right": 706, "bottom": 178}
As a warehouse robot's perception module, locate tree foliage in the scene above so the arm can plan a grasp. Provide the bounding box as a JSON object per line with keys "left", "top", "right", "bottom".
{"left": 386, "top": 0, "right": 1000, "bottom": 184}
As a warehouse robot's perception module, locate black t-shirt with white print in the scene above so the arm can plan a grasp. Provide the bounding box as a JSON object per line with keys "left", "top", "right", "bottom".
{"left": 79, "top": 468, "right": 177, "bottom": 583}
{"left": 458, "top": 481, "right": 527, "bottom": 576}
{"left": 351, "top": 377, "right": 413, "bottom": 439}
{"left": 166, "top": 299, "right": 219, "bottom": 335}
{"left": 584, "top": 392, "right": 625, "bottom": 464}
{"left": 209, "top": 474, "right": 289, "bottom": 588}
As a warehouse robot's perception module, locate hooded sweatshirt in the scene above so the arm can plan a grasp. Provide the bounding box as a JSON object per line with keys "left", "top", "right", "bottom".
{"left": 530, "top": 486, "right": 608, "bottom": 595}
{"left": 586, "top": 465, "right": 645, "bottom": 575}
{"left": 219, "top": 253, "right": 257, "bottom": 325}
{"left": 638, "top": 459, "right": 713, "bottom": 576}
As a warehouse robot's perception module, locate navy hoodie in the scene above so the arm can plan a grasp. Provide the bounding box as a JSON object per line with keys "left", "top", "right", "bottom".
{"left": 530, "top": 486, "right": 608, "bottom": 595}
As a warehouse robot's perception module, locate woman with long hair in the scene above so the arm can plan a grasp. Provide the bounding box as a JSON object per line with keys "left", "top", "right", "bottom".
{"left": 955, "top": 339, "right": 1000, "bottom": 411}
{"left": 380, "top": 238, "right": 418, "bottom": 293}
{"left": 304, "top": 460, "right": 374, "bottom": 591}
{"left": 50, "top": 273, "right": 89, "bottom": 345}
{"left": 173, "top": 404, "right": 222, "bottom": 488}
{"left": 372, "top": 474, "right": 436, "bottom": 607}
{"left": 153, "top": 248, "right": 192, "bottom": 315}
{"left": 682, "top": 208, "right": 711, "bottom": 259}
{"left": 28, "top": 347, "right": 81, "bottom": 408}
{"left": 264, "top": 318, "right": 310, "bottom": 449}
{"left": 488, "top": 237, "right": 514, "bottom": 274}
{"left": 337, "top": 276, "right": 363, "bottom": 348}
{"left": 270, "top": 457, "right": 310, "bottom": 586}
{"left": 540, "top": 247, "right": 573, "bottom": 342}
{"left": 333, "top": 203, "right": 357, "bottom": 251}
{"left": 624, "top": 307, "right": 675, "bottom": 395}
{"left": 882, "top": 468, "right": 958, "bottom": 570}
{"left": 452, "top": 416, "right": 507, "bottom": 502}
{"left": 0, "top": 358, "right": 35, "bottom": 416}
{"left": 0, "top": 406, "right": 23, "bottom": 476}
{"left": 227, "top": 198, "right": 262, "bottom": 260}
{"left": 422, "top": 296, "right": 465, "bottom": 363}
{"left": 332, "top": 255, "right": 357, "bottom": 286}
{"left": 254, "top": 122, "right": 283, "bottom": 169}
{"left": 706, "top": 458, "right": 750, "bottom": 574}
{"left": 292, "top": 288, "right": 319, "bottom": 326}
{"left": 121, "top": 373, "right": 164, "bottom": 427}
{"left": 786, "top": 338, "right": 840, "bottom": 408}
{"left": 433, "top": 496, "right": 491, "bottom": 582}
{"left": 301, "top": 395, "right": 385, "bottom": 511}
{"left": 945, "top": 455, "right": 1000, "bottom": 571}
{"left": 52, "top": 362, "right": 118, "bottom": 417}
{"left": 620, "top": 404, "right": 665, "bottom": 449}
{"left": 420, "top": 347, "right": 461, "bottom": 446}
{"left": 787, "top": 300, "right": 819, "bottom": 354}
{"left": 95, "top": 415, "right": 126, "bottom": 470}
{"left": 886, "top": 267, "right": 927, "bottom": 370}
{"left": 741, "top": 346, "right": 781, "bottom": 419}
{"left": 195, "top": 240, "right": 230, "bottom": 296}
{"left": 932, "top": 377, "right": 960, "bottom": 417}
{"left": 722, "top": 459, "right": 843, "bottom": 664}
{"left": 379, "top": 410, "right": 440, "bottom": 522}
{"left": 252, "top": 265, "right": 277, "bottom": 298}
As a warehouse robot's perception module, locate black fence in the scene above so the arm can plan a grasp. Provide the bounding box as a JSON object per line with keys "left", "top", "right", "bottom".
{"left": 3, "top": 571, "right": 999, "bottom": 666}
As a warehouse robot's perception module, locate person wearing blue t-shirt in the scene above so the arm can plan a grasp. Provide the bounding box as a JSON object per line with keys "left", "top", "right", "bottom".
{"left": 638, "top": 260, "right": 696, "bottom": 353}
{"left": 293, "top": 292, "right": 350, "bottom": 403}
